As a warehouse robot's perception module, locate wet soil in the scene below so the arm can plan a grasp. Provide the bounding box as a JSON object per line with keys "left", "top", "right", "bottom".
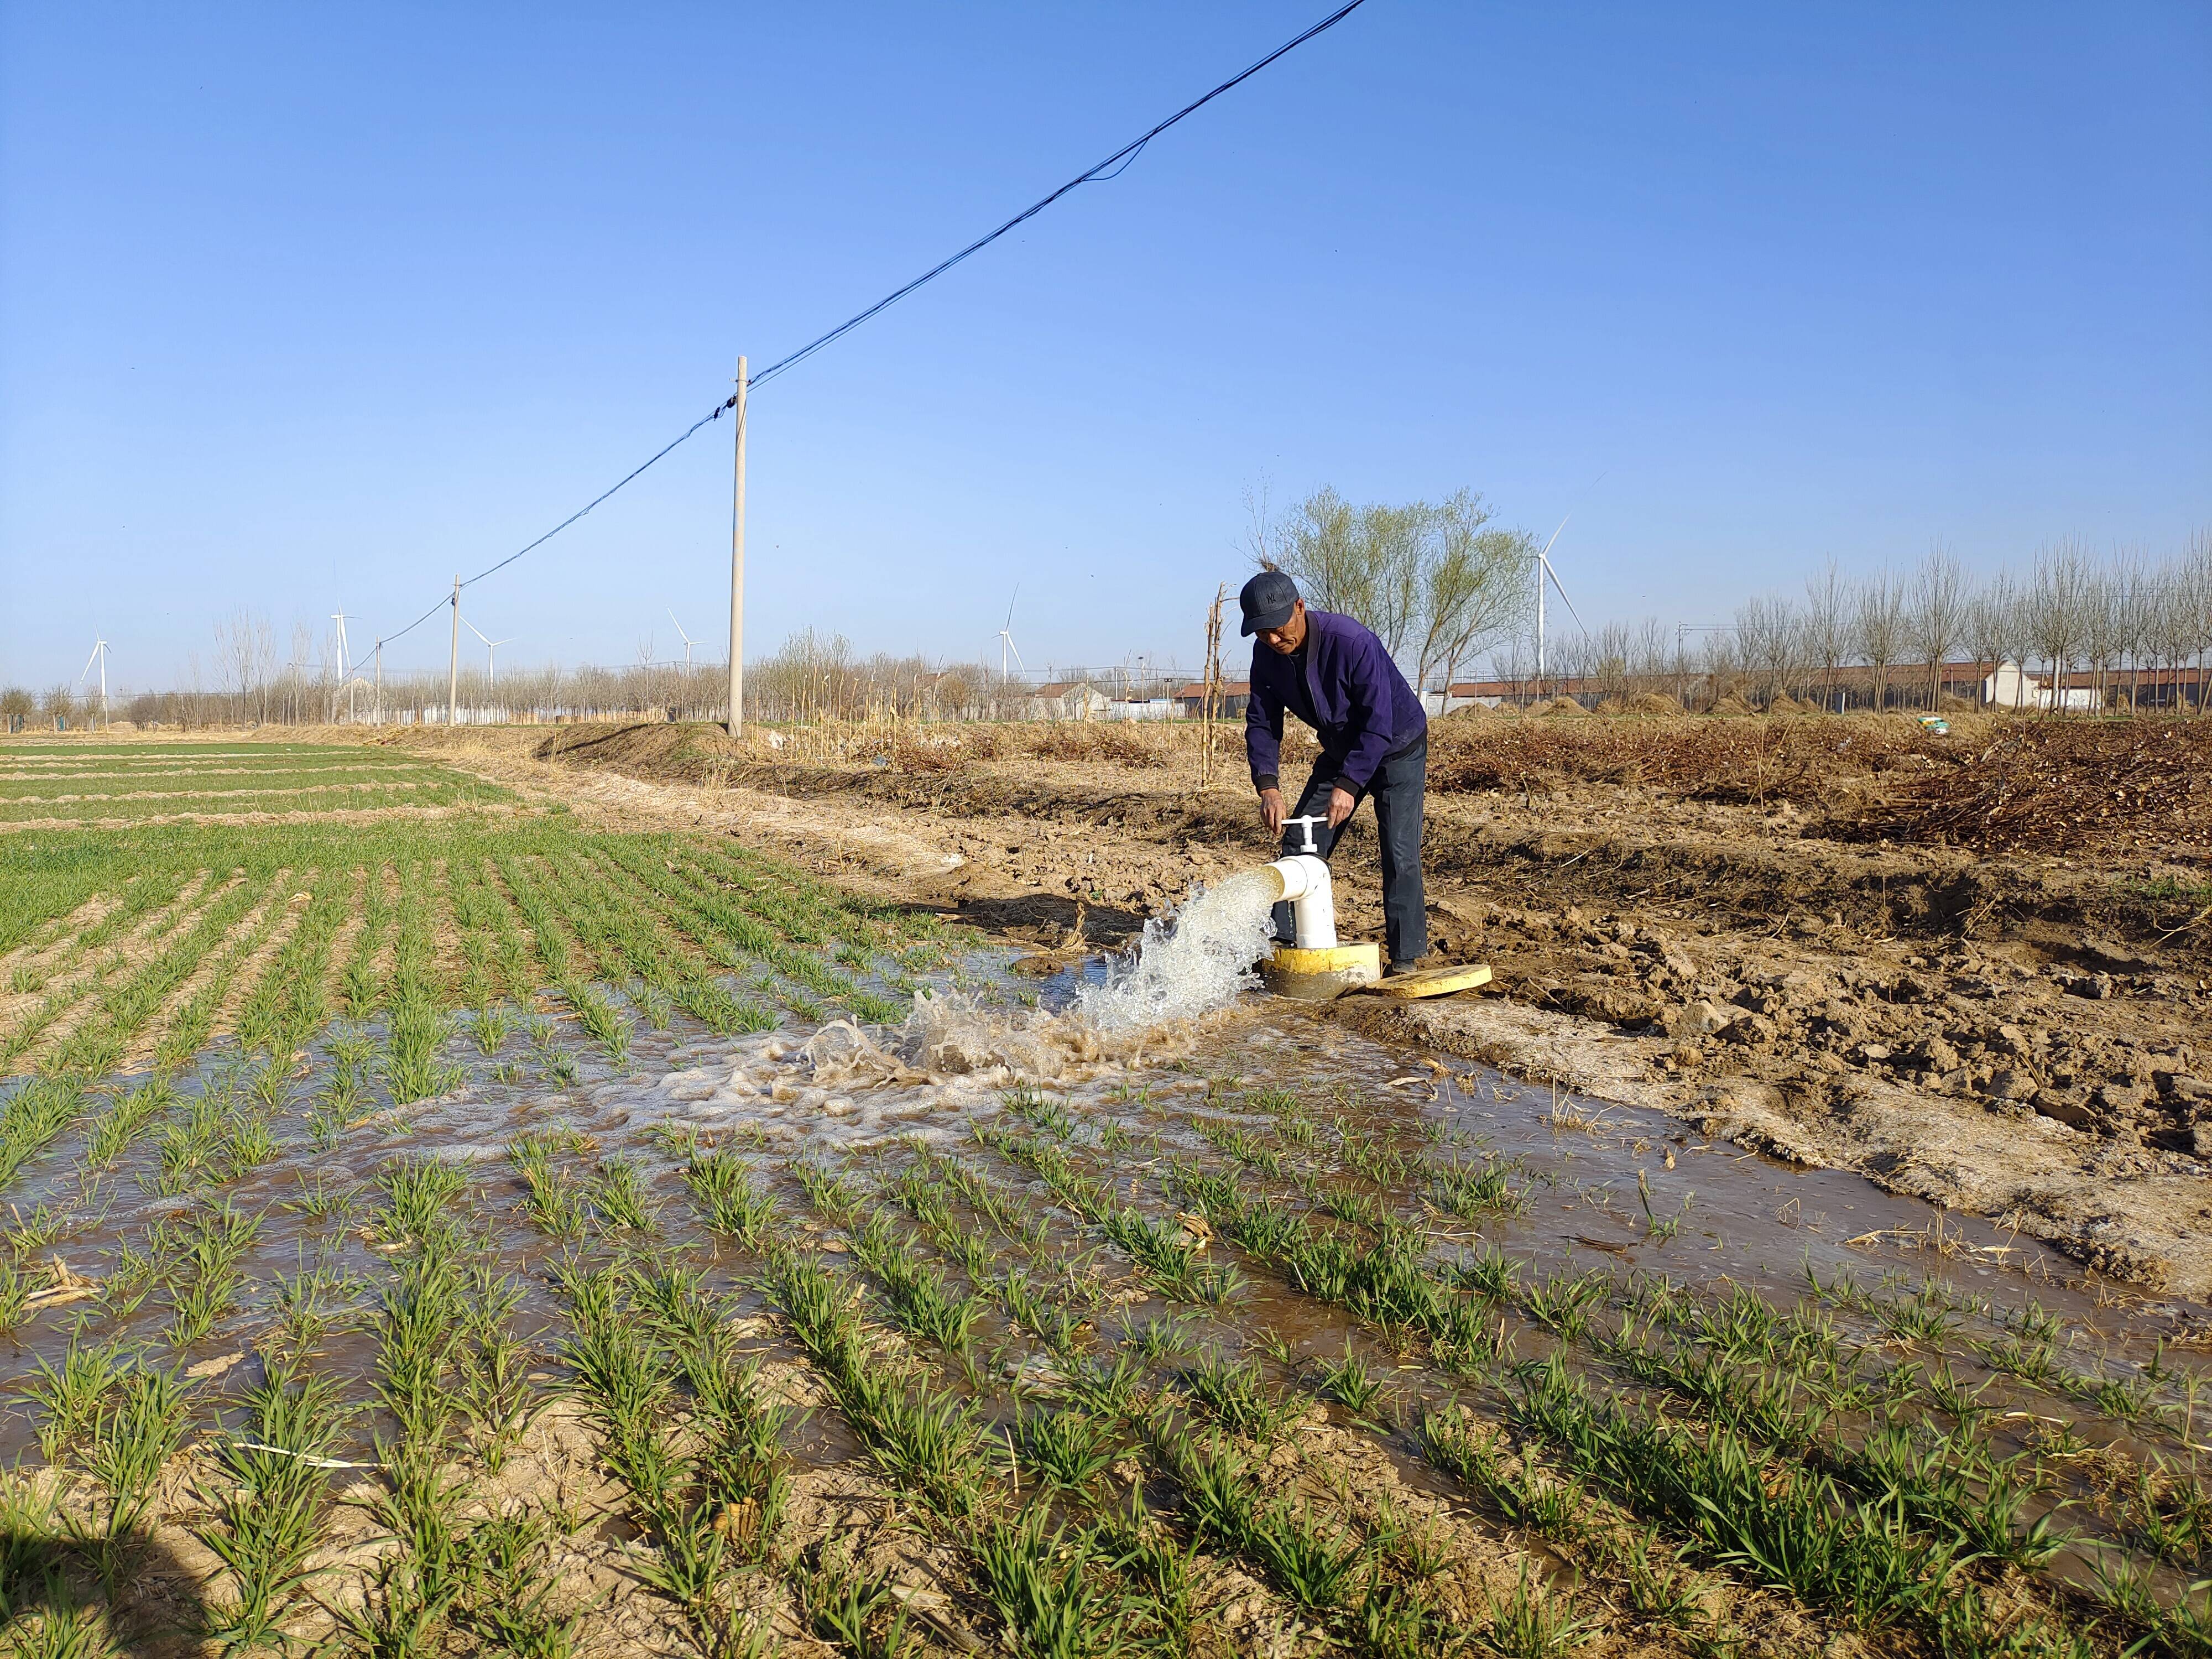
{"left": 377, "top": 720, "right": 2212, "bottom": 1297}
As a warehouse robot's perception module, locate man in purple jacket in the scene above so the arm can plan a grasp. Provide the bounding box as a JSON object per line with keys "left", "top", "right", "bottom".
{"left": 1240, "top": 570, "right": 1428, "bottom": 972}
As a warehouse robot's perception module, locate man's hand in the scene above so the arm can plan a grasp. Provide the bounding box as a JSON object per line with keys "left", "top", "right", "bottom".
{"left": 1326, "top": 785, "right": 1357, "bottom": 830}
{"left": 1259, "top": 787, "right": 1285, "bottom": 836}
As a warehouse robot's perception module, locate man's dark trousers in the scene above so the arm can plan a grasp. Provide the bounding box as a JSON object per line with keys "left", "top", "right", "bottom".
{"left": 1272, "top": 734, "right": 1427, "bottom": 966}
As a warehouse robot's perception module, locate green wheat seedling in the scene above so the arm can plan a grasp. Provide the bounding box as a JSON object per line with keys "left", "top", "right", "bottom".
{"left": 23, "top": 1335, "right": 132, "bottom": 1461}
{"left": 589, "top": 1154, "right": 659, "bottom": 1232}
{"left": 684, "top": 1149, "right": 778, "bottom": 1247}
{"left": 1018, "top": 1402, "right": 1119, "bottom": 1494}
{"left": 1479, "top": 1566, "right": 1597, "bottom": 1658}
{"left": 84, "top": 1076, "right": 179, "bottom": 1166}
{"left": 768, "top": 1252, "right": 993, "bottom": 1518}
{"left": 83, "top": 1363, "right": 195, "bottom": 1546}
{"left": 1430, "top": 1154, "right": 1528, "bottom": 1220}
{"left": 845, "top": 1207, "right": 982, "bottom": 1359}
{"left": 375, "top": 1153, "right": 471, "bottom": 1247}
{"left": 798, "top": 1550, "right": 916, "bottom": 1659}
{"left": 974, "top": 1508, "right": 1130, "bottom": 1659}
{"left": 1182, "top": 1351, "right": 1299, "bottom": 1443}
{"left": 509, "top": 1133, "right": 589, "bottom": 1241}
{"left": 156, "top": 1198, "right": 263, "bottom": 1347}
{"left": 1314, "top": 1349, "right": 1387, "bottom": 1418}
{"left": 468, "top": 1004, "right": 512, "bottom": 1055}
{"left": 200, "top": 1368, "right": 353, "bottom": 1650}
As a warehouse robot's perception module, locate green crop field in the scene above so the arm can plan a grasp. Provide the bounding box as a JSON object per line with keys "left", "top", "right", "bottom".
{"left": 1, "top": 739, "right": 2207, "bottom": 1657}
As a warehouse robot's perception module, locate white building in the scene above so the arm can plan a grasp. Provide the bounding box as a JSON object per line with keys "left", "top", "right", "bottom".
{"left": 1982, "top": 661, "right": 2096, "bottom": 711}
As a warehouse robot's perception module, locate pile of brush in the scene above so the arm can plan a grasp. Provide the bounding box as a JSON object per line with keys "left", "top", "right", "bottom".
{"left": 1425, "top": 718, "right": 1940, "bottom": 805}
{"left": 1845, "top": 718, "right": 2212, "bottom": 852}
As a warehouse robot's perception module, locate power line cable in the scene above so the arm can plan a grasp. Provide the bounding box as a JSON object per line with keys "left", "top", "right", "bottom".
{"left": 374, "top": 0, "right": 1368, "bottom": 652}
{"left": 745, "top": 0, "right": 1369, "bottom": 389}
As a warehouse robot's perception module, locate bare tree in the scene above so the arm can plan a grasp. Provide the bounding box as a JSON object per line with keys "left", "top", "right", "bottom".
{"left": 2079, "top": 561, "right": 2125, "bottom": 712}
{"left": 1853, "top": 572, "right": 1907, "bottom": 712}
{"left": 1907, "top": 548, "right": 1968, "bottom": 709}
{"left": 211, "top": 607, "right": 276, "bottom": 723}
{"left": 1802, "top": 558, "right": 1848, "bottom": 712}
{"left": 2024, "top": 540, "right": 2093, "bottom": 715}
{"left": 1964, "top": 571, "right": 2022, "bottom": 703}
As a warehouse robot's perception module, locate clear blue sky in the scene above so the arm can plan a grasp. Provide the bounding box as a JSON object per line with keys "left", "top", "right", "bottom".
{"left": 3, "top": 2, "right": 2208, "bottom": 691}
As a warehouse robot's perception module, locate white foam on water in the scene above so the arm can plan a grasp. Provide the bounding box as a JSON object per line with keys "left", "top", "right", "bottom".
{"left": 1072, "top": 867, "right": 1280, "bottom": 1031}
{"left": 474, "top": 869, "right": 1285, "bottom": 1154}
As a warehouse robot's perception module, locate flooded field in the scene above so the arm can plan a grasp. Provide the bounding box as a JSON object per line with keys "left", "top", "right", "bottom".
{"left": 6, "top": 737, "right": 2211, "bottom": 1657}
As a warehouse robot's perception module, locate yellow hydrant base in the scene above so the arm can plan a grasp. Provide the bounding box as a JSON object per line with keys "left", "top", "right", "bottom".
{"left": 1261, "top": 942, "right": 1383, "bottom": 1001}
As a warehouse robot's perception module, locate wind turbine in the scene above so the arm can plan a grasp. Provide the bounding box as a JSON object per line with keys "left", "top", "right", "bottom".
{"left": 1532, "top": 515, "right": 1590, "bottom": 698}
{"left": 331, "top": 610, "right": 357, "bottom": 724}
{"left": 79, "top": 637, "right": 111, "bottom": 729}
{"left": 460, "top": 615, "right": 513, "bottom": 686}
{"left": 668, "top": 609, "right": 697, "bottom": 666}
{"left": 998, "top": 586, "right": 1025, "bottom": 680}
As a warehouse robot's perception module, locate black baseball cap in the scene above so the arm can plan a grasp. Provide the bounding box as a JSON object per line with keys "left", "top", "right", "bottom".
{"left": 1239, "top": 570, "right": 1300, "bottom": 636}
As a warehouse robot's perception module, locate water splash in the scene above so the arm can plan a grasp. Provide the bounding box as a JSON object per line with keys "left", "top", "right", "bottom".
{"left": 1073, "top": 868, "right": 1279, "bottom": 1031}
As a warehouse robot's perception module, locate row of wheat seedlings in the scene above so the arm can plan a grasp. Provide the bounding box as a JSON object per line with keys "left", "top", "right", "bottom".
{"left": 1140, "top": 1091, "right": 2189, "bottom": 1656}
{"left": 600, "top": 838, "right": 908, "bottom": 1024}
{"left": 0, "top": 869, "right": 286, "bottom": 1201}
{"left": 0, "top": 867, "right": 202, "bottom": 1070}
{"left": 838, "top": 1140, "right": 1635, "bottom": 1657}
{"left": 322, "top": 1155, "right": 566, "bottom": 1655}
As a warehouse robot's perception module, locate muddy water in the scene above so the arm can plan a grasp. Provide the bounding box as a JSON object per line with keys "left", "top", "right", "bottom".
{"left": 0, "top": 932, "right": 2200, "bottom": 1475}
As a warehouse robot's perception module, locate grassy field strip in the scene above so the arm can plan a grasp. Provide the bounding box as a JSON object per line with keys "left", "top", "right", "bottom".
{"left": 137, "top": 871, "right": 299, "bottom": 1077}
{"left": 0, "top": 892, "right": 126, "bottom": 983}
{"left": 1174, "top": 1163, "right": 2086, "bottom": 1651}
{"left": 555, "top": 1256, "right": 804, "bottom": 1653}
{"left": 612, "top": 838, "right": 906, "bottom": 1024}
{"left": 0, "top": 869, "right": 200, "bottom": 992}
{"left": 0, "top": 778, "right": 452, "bottom": 806}
{"left": 494, "top": 853, "right": 638, "bottom": 1066}
{"left": 796, "top": 1149, "right": 1539, "bottom": 1654}
{"left": 972, "top": 1098, "right": 2121, "bottom": 1655}
{"left": 566, "top": 843, "right": 785, "bottom": 1036}
{"left": 0, "top": 782, "right": 516, "bottom": 826}
{"left": 336, "top": 862, "right": 398, "bottom": 1020}
{"left": 0, "top": 762, "right": 451, "bottom": 784}
{"left": 0, "top": 869, "right": 210, "bottom": 1068}
{"left": 0, "top": 873, "right": 287, "bottom": 1196}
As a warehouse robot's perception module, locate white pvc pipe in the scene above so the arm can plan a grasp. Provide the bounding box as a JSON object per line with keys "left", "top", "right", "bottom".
{"left": 1264, "top": 854, "right": 1338, "bottom": 949}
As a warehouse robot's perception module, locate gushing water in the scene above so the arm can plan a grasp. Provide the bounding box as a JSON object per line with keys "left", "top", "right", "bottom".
{"left": 1072, "top": 867, "right": 1279, "bottom": 1031}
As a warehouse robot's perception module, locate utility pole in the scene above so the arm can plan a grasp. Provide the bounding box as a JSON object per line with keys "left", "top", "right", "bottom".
{"left": 447, "top": 576, "right": 461, "bottom": 728}
{"left": 726, "top": 357, "right": 747, "bottom": 737}
{"left": 374, "top": 642, "right": 383, "bottom": 726}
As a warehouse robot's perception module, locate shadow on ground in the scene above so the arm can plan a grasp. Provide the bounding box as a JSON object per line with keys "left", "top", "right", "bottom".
{"left": 3, "top": 1526, "right": 208, "bottom": 1656}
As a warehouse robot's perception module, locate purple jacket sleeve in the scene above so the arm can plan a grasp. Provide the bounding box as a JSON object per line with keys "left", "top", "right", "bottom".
{"left": 1244, "top": 658, "right": 1283, "bottom": 790}
{"left": 1334, "top": 630, "right": 1399, "bottom": 791}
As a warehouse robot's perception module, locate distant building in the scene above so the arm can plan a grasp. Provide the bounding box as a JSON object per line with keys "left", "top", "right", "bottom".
{"left": 1107, "top": 697, "right": 1175, "bottom": 722}
{"left": 1983, "top": 661, "right": 2097, "bottom": 711}
{"left": 1172, "top": 680, "right": 1250, "bottom": 718}
{"left": 1026, "top": 681, "right": 1112, "bottom": 721}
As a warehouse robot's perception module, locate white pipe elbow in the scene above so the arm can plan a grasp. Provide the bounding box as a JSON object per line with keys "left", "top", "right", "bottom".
{"left": 1264, "top": 854, "right": 1338, "bottom": 949}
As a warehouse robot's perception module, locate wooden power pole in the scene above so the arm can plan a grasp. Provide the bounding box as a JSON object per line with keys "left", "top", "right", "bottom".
{"left": 726, "top": 357, "right": 748, "bottom": 737}
{"left": 447, "top": 576, "right": 461, "bottom": 728}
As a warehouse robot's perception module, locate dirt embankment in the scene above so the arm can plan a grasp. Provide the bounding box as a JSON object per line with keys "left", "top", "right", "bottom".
{"left": 386, "top": 714, "right": 2212, "bottom": 1295}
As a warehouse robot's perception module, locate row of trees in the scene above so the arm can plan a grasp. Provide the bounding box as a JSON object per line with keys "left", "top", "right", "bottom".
{"left": 1, "top": 617, "right": 1191, "bottom": 730}
{"left": 1522, "top": 533, "right": 2210, "bottom": 712}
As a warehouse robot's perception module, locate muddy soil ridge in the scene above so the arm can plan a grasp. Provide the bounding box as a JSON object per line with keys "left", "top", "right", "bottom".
{"left": 376, "top": 714, "right": 2212, "bottom": 1296}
